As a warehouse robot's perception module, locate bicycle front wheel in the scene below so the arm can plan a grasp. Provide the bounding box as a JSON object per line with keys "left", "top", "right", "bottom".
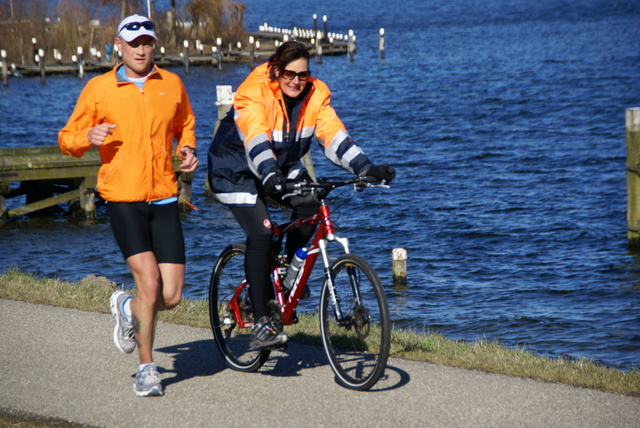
{"left": 209, "top": 243, "right": 269, "bottom": 372}
{"left": 319, "top": 254, "right": 391, "bottom": 390}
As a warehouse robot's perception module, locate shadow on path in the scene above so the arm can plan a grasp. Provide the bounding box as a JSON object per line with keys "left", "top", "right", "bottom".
{"left": 155, "top": 338, "right": 411, "bottom": 392}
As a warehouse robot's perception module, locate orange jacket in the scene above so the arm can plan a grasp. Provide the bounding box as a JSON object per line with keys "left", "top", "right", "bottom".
{"left": 207, "top": 62, "right": 372, "bottom": 205}
{"left": 58, "top": 64, "right": 196, "bottom": 203}
{"left": 234, "top": 62, "right": 370, "bottom": 179}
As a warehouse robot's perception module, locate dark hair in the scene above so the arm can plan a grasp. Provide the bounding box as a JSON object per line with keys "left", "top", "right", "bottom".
{"left": 268, "top": 41, "right": 310, "bottom": 81}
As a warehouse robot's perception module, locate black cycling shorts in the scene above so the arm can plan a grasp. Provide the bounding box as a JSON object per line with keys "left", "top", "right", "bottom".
{"left": 106, "top": 201, "right": 186, "bottom": 264}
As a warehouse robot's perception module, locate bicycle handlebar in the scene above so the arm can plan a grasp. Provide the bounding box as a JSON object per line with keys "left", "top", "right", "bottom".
{"left": 284, "top": 176, "right": 390, "bottom": 199}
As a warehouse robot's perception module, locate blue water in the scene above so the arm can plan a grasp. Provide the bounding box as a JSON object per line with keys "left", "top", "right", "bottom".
{"left": 2, "top": 0, "right": 639, "bottom": 370}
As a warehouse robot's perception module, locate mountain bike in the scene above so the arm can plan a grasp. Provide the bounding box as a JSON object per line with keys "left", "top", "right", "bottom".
{"left": 208, "top": 176, "right": 391, "bottom": 391}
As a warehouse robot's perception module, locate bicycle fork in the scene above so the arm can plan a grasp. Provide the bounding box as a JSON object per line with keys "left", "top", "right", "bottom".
{"left": 318, "top": 234, "right": 354, "bottom": 324}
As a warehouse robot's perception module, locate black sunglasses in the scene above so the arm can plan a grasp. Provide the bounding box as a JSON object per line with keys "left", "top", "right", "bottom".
{"left": 119, "top": 21, "right": 155, "bottom": 34}
{"left": 281, "top": 69, "right": 311, "bottom": 81}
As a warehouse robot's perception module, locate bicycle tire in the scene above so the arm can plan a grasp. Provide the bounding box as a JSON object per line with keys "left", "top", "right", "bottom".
{"left": 319, "top": 253, "right": 391, "bottom": 390}
{"left": 209, "top": 243, "right": 270, "bottom": 372}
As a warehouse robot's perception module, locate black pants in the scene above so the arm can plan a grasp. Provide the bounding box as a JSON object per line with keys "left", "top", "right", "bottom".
{"left": 230, "top": 193, "right": 319, "bottom": 320}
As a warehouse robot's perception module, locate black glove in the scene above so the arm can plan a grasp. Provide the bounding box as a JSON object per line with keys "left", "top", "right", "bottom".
{"left": 262, "top": 169, "right": 285, "bottom": 196}
{"left": 365, "top": 164, "right": 396, "bottom": 183}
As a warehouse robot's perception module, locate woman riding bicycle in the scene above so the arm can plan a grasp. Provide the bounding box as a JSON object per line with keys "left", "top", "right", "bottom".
{"left": 207, "top": 41, "right": 395, "bottom": 348}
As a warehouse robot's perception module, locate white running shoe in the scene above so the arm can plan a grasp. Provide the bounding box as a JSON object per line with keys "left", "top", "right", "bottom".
{"left": 109, "top": 290, "right": 136, "bottom": 354}
{"left": 133, "top": 365, "right": 164, "bottom": 397}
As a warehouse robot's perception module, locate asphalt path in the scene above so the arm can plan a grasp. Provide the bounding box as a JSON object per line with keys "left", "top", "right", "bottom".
{"left": 1, "top": 299, "right": 638, "bottom": 427}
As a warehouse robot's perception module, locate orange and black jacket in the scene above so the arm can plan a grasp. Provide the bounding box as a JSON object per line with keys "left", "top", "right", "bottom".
{"left": 58, "top": 64, "right": 196, "bottom": 203}
{"left": 207, "top": 62, "right": 372, "bottom": 206}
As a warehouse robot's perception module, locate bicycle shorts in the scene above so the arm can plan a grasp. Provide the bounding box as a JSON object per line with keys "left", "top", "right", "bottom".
{"left": 106, "top": 201, "right": 186, "bottom": 264}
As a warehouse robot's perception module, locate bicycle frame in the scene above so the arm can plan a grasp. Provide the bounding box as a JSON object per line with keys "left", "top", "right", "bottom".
{"left": 225, "top": 198, "right": 349, "bottom": 328}
{"left": 271, "top": 200, "right": 351, "bottom": 325}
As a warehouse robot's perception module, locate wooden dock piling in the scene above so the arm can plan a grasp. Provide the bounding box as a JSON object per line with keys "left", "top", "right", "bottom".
{"left": 77, "top": 47, "right": 84, "bottom": 79}
{"left": 626, "top": 107, "right": 640, "bottom": 248}
{"left": 183, "top": 40, "right": 190, "bottom": 74}
{"left": 37, "top": 49, "right": 45, "bottom": 84}
{"left": 392, "top": 248, "right": 407, "bottom": 288}
{"left": 249, "top": 36, "right": 255, "bottom": 69}
{"left": 348, "top": 30, "right": 356, "bottom": 61}
{"left": 1, "top": 50, "right": 8, "bottom": 87}
{"left": 216, "top": 38, "right": 223, "bottom": 70}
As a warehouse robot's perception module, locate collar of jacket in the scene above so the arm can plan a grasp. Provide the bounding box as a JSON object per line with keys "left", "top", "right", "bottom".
{"left": 112, "top": 63, "right": 160, "bottom": 84}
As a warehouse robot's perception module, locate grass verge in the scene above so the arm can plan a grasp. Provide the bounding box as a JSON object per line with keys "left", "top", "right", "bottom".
{"left": 1, "top": 267, "right": 638, "bottom": 398}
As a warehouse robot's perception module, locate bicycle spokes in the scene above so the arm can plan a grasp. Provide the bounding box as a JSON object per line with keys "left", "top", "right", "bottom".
{"left": 319, "top": 254, "right": 390, "bottom": 390}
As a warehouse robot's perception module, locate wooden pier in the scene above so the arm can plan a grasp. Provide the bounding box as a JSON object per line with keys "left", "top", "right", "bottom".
{"left": 7, "top": 35, "right": 351, "bottom": 78}
{"left": 0, "top": 146, "right": 193, "bottom": 222}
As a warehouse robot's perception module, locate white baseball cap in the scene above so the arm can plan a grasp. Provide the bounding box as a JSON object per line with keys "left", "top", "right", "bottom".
{"left": 117, "top": 14, "right": 157, "bottom": 43}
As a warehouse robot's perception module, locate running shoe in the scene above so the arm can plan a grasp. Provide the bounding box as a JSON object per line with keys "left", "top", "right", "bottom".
{"left": 251, "top": 316, "right": 288, "bottom": 348}
{"left": 133, "top": 365, "right": 163, "bottom": 397}
{"left": 109, "top": 290, "right": 136, "bottom": 354}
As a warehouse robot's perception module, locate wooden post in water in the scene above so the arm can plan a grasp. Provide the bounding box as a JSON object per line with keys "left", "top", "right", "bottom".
{"left": 348, "top": 30, "right": 356, "bottom": 62}
{"left": 216, "top": 37, "right": 222, "bottom": 70}
{"left": 249, "top": 36, "right": 255, "bottom": 69}
{"left": 31, "top": 38, "right": 37, "bottom": 64}
{"left": 316, "top": 31, "right": 323, "bottom": 64}
{"left": 38, "top": 48, "right": 45, "bottom": 85}
{"left": 78, "top": 177, "right": 96, "bottom": 219}
{"left": 392, "top": 248, "right": 407, "bottom": 288}
{"left": 379, "top": 28, "right": 385, "bottom": 60}
{"left": 77, "top": 47, "right": 84, "bottom": 80}
{"left": 214, "top": 85, "right": 234, "bottom": 133}
{"left": 323, "top": 15, "right": 328, "bottom": 43}
{"left": 626, "top": 107, "right": 640, "bottom": 249}
{"left": 183, "top": 40, "right": 190, "bottom": 74}
{"left": 1, "top": 50, "right": 8, "bottom": 88}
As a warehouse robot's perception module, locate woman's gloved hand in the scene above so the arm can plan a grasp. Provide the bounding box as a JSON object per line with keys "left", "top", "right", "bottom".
{"left": 364, "top": 165, "right": 396, "bottom": 183}
{"left": 262, "top": 170, "right": 285, "bottom": 196}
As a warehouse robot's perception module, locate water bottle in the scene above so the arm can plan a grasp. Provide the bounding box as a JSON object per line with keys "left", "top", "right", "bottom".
{"left": 282, "top": 247, "right": 308, "bottom": 291}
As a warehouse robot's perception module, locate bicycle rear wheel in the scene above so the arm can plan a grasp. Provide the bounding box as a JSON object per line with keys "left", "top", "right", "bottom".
{"left": 209, "top": 243, "right": 269, "bottom": 372}
{"left": 319, "top": 254, "right": 391, "bottom": 390}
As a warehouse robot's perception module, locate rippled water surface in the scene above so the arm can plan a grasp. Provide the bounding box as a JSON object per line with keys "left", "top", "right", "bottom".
{"left": 2, "top": 0, "right": 640, "bottom": 369}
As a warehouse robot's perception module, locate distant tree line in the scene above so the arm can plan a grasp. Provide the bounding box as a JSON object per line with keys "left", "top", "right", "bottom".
{"left": 0, "top": 0, "right": 247, "bottom": 64}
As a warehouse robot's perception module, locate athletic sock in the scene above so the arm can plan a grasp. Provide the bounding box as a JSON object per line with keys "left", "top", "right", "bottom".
{"left": 123, "top": 297, "right": 132, "bottom": 323}
{"left": 138, "top": 363, "right": 156, "bottom": 372}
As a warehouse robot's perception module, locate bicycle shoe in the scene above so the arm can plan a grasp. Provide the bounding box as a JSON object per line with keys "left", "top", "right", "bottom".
{"left": 251, "top": 316, "right": 288, "bottom": 348}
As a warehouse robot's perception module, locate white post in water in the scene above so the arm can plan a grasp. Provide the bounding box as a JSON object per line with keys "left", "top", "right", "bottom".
{"left": 183, "top": 40, "right": 190, "bottom": 74}
{"left": 379, "top": 28, "right": 385, "bottom": 60}
{"left": 316, "top": 31, "right": 323, "bottom": 64}
{"left": 216, "top": 37, "right": 222, "bottom": 70}
{"left": 77, "top": 46, "right": 84, "bottom": 80}
{"left": 323, "top": 15, "right": 328, "bottom": 43}
{"left": 38, "top": 48, "right": 45, "bottom": 85}
{"left": 249, "top": 36, "right": 255, "bottom": 69}
{"left": 1, "top": 50, "right": 8, "bottom": 88}
{"left": 392, "top": 248, "right": 407, "bottom": 287}
{"left": 626, "top": 107, "right": 640, "bottom": 249}
{"left": 348, "top": 29, "right": 356, "bottom": 62}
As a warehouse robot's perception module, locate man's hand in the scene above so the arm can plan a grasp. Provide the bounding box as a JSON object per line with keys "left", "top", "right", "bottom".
{"left": 178, "top": 146, "right": 199, "bottom": 173}
{"left": 87, "top": 123, "right": 116, "bottom": 146}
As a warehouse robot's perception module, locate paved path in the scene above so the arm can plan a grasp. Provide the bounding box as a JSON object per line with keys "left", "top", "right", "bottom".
{"left": 1, "top": 299, "right": 638, "bottom": 427}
